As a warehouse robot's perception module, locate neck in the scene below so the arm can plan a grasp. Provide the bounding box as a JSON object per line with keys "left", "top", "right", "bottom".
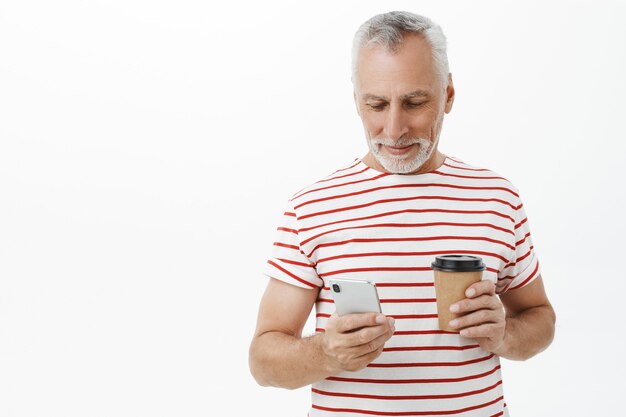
{"left": 362, "top": 150, "right": 446, "bottom": 175}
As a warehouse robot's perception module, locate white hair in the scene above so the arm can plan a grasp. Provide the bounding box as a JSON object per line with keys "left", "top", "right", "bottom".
{"left": 351, "top": 11, "right": 450, "bottom": 87}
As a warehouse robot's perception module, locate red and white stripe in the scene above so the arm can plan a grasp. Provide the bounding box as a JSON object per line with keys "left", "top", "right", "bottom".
{"left": 264, "top": 156, "right": 538, "bottom": 416}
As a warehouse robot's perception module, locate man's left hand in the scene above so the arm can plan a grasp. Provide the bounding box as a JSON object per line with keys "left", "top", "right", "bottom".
{"left": 448, "top": 280, "right": 506, "bottom": 355}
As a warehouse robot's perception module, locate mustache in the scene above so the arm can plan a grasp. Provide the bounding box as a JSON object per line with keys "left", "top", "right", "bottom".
{"left": 371, "top": 137, "right": 430, "bottom": 147}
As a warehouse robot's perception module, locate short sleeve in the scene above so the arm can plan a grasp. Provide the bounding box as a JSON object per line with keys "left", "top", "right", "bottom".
{"left": 262, "top": 199, "right": 323, "bottom": 289}
{"left": 497, "top": 196, "right": 541, "bottom": 294}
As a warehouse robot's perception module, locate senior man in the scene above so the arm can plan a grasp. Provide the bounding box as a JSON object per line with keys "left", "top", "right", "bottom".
{"left": 249, "top": 11, "right": 556, "bottom": 417}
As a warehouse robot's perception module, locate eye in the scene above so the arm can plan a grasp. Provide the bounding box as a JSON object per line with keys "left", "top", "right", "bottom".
{"left": 405, "top": 101, "right": 426, "bottom": 109}
{"left": 367, "top": 103, "right": 386, "bottom": 111}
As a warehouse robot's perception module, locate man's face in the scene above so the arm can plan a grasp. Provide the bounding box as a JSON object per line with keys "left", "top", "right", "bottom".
{"left": 354, "top": 34, "right": 454, "bottom": 174}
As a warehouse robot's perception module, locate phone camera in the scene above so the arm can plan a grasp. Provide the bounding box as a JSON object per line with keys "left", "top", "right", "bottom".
{"left": 332, "top": 283, "right": 341, "bottom": 293}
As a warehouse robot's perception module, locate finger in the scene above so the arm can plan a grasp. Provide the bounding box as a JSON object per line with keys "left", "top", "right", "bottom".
{"left": 335, "top": 312, "right": 387, "bottom": 333}
{"left": 353, "top": 344, "right": 385, "bottom": 367}
{"left": 449, "top": 308, "right": 500, "bottom": 330}
{"left": 340, "top": 344, "right": 385, "bottom": 372}
{"left": 351, "top": 326, "right": 394, "bottom": 357}
{"left": 451, "top": 294, "right": 500, "bottom": 315}
{"left": 465, "top": 280, "right": 496, "bottom": 298}
{"left": 342, "top": 321, "right": 393, "bottom": 347}
{"left": 459, "top": 323, "right": 500, "bottom": 338}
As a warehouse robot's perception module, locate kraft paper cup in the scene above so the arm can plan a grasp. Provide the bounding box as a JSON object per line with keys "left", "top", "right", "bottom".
{"left": 432, "top": 255, "right": 486, "bottom": 332}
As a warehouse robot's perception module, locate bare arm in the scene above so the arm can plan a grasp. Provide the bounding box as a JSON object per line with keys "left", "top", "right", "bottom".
{"left": 496, "top": 275, "right": 556, "bottom": 360}
{"left": 248, "top": 278, "right": 394, "bottom": 389}
{"left": 449, "top": 275, "right": 556, "bottom": 361}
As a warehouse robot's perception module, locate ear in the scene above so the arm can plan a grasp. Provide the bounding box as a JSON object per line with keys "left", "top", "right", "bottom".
{"left": 444, "top": 73, "right": 455, "bottom": 114}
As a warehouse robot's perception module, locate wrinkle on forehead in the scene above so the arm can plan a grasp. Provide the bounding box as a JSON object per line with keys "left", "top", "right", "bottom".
{"left": 355, "top": 34, "right": 441, "bottom": 97}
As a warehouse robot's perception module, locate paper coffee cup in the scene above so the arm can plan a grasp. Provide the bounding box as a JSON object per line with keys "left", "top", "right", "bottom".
{"left": 432, "top": 255, "right": 485, "bottom": 332}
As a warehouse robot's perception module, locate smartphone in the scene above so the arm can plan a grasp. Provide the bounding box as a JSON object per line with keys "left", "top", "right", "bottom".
{"left": 329, "top": 279, "right": 382, "bottom": 316}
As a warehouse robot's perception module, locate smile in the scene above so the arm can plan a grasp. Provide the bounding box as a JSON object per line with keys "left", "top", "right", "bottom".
{"left": 382, "top": 144, "right": 415, "bottom": 156}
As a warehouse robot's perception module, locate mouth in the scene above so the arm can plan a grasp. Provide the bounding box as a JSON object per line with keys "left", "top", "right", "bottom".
{"left": 382, "top": 143, "right": 415, "bottom": 156}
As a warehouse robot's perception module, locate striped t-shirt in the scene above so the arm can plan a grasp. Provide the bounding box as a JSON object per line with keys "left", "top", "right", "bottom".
{"left": 264, "top": 156, "right": 540, "bottom": 417}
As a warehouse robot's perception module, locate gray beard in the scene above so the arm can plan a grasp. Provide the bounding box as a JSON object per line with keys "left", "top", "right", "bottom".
{"left": 367, "top": 137, "right": 433, "bottom": 174}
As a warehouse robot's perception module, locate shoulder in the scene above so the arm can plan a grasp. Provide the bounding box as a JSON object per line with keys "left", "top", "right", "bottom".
{"left": 285, "top": 158, "right": 369, "bottom": 208}
{"left": 443, "top": 156, "right": 521, "bottom": 199}
{"left": 290, "top": 159, "right": 371, "bottom": 200}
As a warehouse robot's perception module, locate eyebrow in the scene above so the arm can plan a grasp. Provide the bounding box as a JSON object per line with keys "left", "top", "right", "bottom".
{"left": 401, "top": 90, "right": 430, "bottom": 100}
{"left": 361, "top": 89, "right": 430, "bottom": 101}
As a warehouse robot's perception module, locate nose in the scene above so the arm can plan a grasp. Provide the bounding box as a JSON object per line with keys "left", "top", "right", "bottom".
{"left": 383, "top": 103, "right": 409, "bottom": 141}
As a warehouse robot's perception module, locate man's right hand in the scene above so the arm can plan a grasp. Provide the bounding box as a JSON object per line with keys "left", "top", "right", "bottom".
{"left": 321, "top": 313, "right": 395, "bottom": 373}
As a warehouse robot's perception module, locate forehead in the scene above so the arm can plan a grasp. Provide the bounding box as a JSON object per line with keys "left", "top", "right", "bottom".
{"left": 355, "top": 34, "right": 440, "bottom": 98}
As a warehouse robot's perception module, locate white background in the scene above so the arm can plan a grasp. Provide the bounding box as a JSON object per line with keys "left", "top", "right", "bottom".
{"left": 1, "top": 1, "right": 625, "bottom": 416}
